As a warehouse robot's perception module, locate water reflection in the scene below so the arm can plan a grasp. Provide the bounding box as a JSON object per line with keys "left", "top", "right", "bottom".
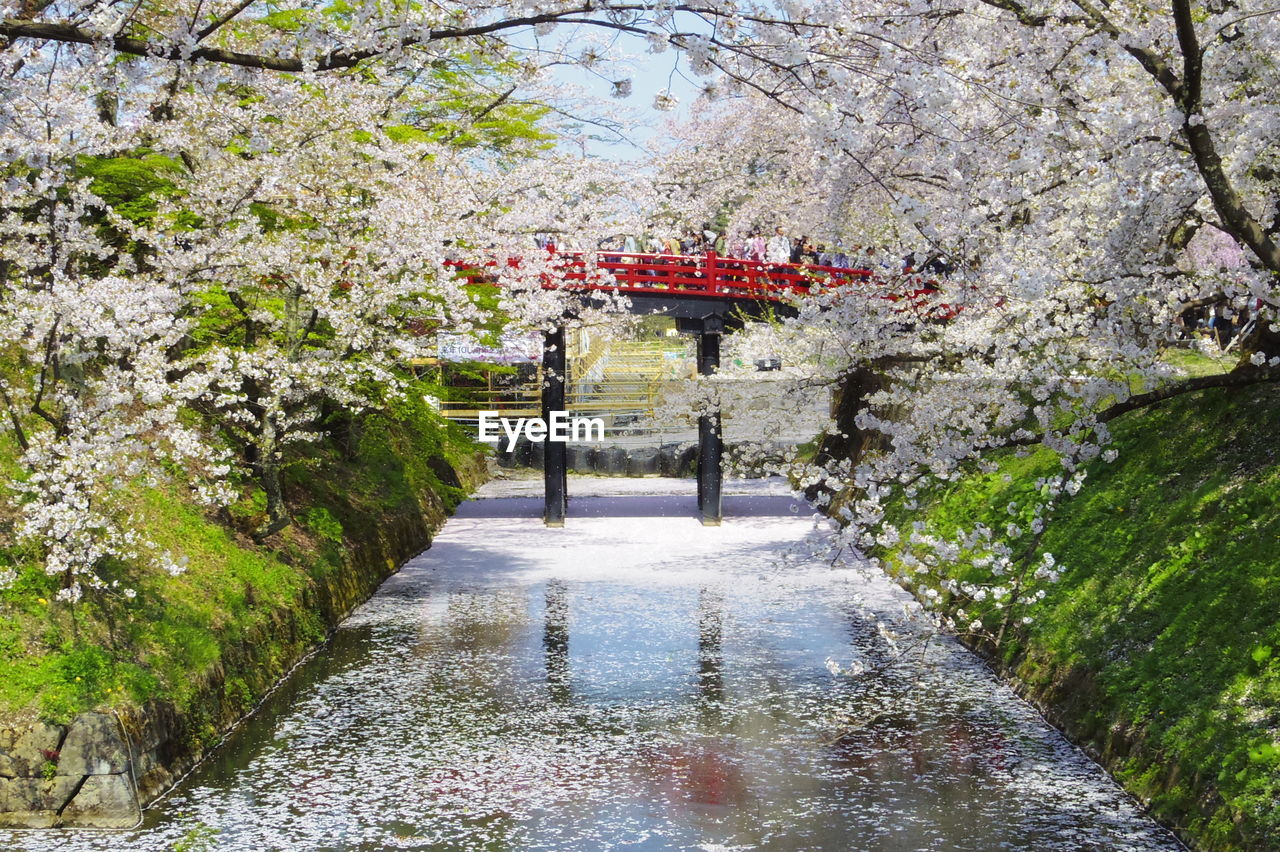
{"left": 3, "top": 490, "right": 1183, "bottom": 852}
{"left": 545, "top": 579, "right": 571, "bottom": 704}
{"left": 696, "top": 586, "right": 724, "bottom": 716}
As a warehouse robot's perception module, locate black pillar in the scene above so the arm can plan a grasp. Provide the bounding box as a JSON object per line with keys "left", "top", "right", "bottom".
{"left": 696, "top": 330, "right": 722, "bottom": 526}
{"left": 544, "top": 326, "right": 567, "bottom": 526}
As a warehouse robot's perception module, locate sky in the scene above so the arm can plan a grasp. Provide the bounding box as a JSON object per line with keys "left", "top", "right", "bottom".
{"left": 513, "top": 22, "right": 709, "bottom": 161}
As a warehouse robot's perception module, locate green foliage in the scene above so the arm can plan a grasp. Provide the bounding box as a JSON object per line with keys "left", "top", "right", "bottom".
{"left": 394, "top": 54, "right": 555, "bottom": 155}
{"left": 172, "top": 822, "right": 219, "bottom": 852}
{"left": 75, "top": 151, "right": 185, "bottom": 225}
{"left": 883, "top": 384, "right": 1280, "bottom": 849}
{"left": 256, "top": 8, "right": 311, "bottom": 31}
{"left": 0, "top": 13, "right": 524, "bottom": 744}
{"left": 303, "top": 507, "right": 344, "bottom": 544}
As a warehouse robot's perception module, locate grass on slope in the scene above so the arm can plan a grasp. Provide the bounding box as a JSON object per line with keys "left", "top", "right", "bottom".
{"left": 884, "top": 382, "right": 1280, "bottom": 849}
{"left": 0, "top": 390, "right": 478, "bottom": 729}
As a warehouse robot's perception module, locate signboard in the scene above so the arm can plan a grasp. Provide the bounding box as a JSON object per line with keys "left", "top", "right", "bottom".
{"left": 437, "top": 332, "right": 541, "bottom": 364}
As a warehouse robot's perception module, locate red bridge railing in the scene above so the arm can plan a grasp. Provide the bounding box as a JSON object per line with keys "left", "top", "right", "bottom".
{"left": 445, "top": 249, "right": 959, "bottom": 320}
{"left": 449, "top": 250, "right": 874, "bottom": 302}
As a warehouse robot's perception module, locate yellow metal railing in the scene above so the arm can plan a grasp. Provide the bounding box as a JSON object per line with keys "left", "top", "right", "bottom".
{"left": 437, "top": 381, "right": 687, "bottom": 421}
{"left": 436, "top": 336, "right": 695, "bottom": 424}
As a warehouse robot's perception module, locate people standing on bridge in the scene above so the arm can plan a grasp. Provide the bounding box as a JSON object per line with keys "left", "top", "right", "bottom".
{"left": 727, "top": 231, "right": 746, "bottom": 259}
{"left": 846, "top": 243, "right": 862, "bottom": 269}
{"left": 702, "top": 223, "right": 720, "bottom": 250}
{"left": 827, "top": 242, "right": 850, "bottom": 269}
{"left": 641, "top": 234, "right": 663, "bottom": 277}
{"left": 767, "top": 226, "right": 791, "bottom": 264}
{"left": 798, "top": 238, "right": 819, "bottom": 265}
{"left": 747, "top": 231, "right": 767, "bottom": 263}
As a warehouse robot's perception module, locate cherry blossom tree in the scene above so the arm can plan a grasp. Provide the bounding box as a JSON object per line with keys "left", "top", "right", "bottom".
{"left": 3, "top": 0, "right": 1278, "bottom": 614}
{"left": 640, "top": 0, "right": 1279, "bottom": 635}
{"left": 0, "top": 1, "right": 651, "bottom": 597}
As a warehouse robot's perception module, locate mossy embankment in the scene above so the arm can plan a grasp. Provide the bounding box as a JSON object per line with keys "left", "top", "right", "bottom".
{"left": 879, "top": 383, "right": 1279, "bottom": 850}
{"left": 0, "top": 393, "right": 485, "bottom": 816}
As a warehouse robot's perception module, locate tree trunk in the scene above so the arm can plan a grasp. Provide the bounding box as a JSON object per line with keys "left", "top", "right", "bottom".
{"left": 806, "top": 363, "right": 890, "bottom": 507}
{"left": 252, "top": 414, "right": 290, "bottom": 542}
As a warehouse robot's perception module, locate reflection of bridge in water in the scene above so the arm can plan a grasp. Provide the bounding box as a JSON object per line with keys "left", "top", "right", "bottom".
{"left": 448, "top": 251, "right": 885, "bottom": 528}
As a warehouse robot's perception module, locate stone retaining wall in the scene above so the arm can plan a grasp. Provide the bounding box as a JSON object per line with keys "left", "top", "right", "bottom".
{"left": 0, "top": 714, "right": 137, "bottom": 827}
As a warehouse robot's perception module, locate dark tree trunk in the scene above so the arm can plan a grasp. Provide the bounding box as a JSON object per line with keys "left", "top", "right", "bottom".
{"left": 805, "top": 364, "right": 890, "bottom": 506}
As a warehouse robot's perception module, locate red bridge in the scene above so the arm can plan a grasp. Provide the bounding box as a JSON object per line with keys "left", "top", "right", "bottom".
{"left": 446, "top": 249, "right": 944, "bottom": 529}
{"left": 450, "top": 250, "right": 877, "bottom": 304}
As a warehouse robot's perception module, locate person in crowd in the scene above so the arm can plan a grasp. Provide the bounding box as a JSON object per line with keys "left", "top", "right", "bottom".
{"left": 767, "top": 226, "right": 791, "bottom": 264}
{"left": 748, "top": 230, "right": 767, "bottom": 262}
{"left": 828, "top": 241, "right": 850, "bottom": 269}
{"left": 727, "top": 230, "right": 747, "bottom": 259}
{"left": 702, "top": 223, "right": 719, "bottom": 248}
{"left": 799, "top": 238, "right": 819, "bottom": 265}
{"left": 1209, "top": 304, "right": 1234, "bottom": 348}
{"left": 1176, "top": 304, "right": 1205, "bottom": 338}
{"left": 640, "top": 234, "right": 663, "bottom": 277}
{"left": 598, "top": 234, "right": 622, "bottom": 265}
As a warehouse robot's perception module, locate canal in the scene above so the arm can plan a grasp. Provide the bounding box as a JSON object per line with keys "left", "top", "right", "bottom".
{"left": 7, "top": 478, "right": 1183, "bottom": 851}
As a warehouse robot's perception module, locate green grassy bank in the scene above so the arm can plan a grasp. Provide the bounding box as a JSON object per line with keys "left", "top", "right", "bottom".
{"left": 881, "top": 383, "right": 1279, "bottom": 850}
{"left": 0, "top": 393, "right": 485, "bottom": 749}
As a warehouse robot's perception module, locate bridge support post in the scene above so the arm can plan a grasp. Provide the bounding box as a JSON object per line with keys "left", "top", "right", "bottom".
{"left": 543, "top": 325, "right": 567, "bottom": 527}
{"left": 696, "top": 330, "right": 723, "bottom": 526}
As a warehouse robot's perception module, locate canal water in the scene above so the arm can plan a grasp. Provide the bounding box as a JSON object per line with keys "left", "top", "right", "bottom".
{"left": 8, "top": 478, "right": 1182, "bottom": 851}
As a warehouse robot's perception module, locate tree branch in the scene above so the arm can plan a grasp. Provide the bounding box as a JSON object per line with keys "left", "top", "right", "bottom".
{"left": 999, "top": 364, "right": 1280, "bottom": 451}
{"left": 983, "top": 0, "right": 1280, "bottom": 274}
{"left": 0, "top": 383, "right": 29, "bottom": 452}
{"left": 1, "top": 5, "right": 815, "bottom": 74}
{"left": 194, "top": 0, "right": 256, "bottom": 42}
{"left": 1096, "top": 364, "right": 1280, "bottom": 422}
{"left": 1169, "top": 0, "right": 1280, "bottom": 273}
